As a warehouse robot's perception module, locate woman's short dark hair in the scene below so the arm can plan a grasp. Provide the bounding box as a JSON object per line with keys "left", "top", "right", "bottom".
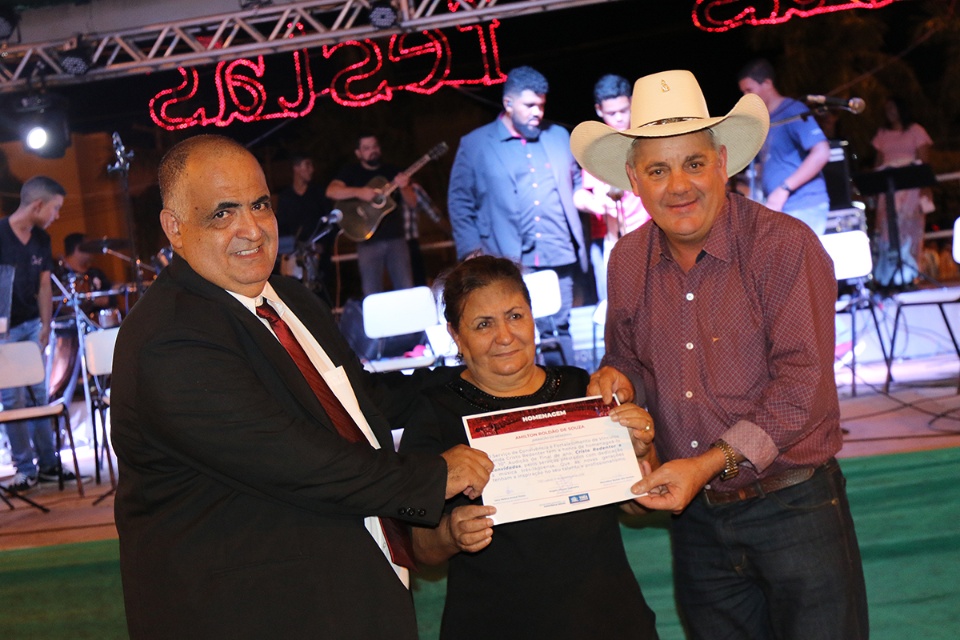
{"left": 441, "top": 256, "right": 531, "bottom": 330}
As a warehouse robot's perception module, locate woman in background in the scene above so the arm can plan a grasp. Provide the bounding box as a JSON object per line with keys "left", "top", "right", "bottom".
{"left": 872, "top": 97, "right": 934, "bottom": 283}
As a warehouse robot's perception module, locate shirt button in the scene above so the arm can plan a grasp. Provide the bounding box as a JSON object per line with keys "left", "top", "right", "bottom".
{"left": 686, "top": 342, "right": 694, "bottom": 350}
{"left": 418, "top": 508, "right": 426, "bottom": 517}
{"left": 532, "top": 183, "right": 538, "bottom": 188}
{"left": 535, "top": 233, "right": 542, "bottom": 238}
{"left": 691, "top": 440, "right": 699, "bottom": 448}
{"left": 530, "top": 167, "right": 536, "bottom": 172}
{"left": 534, "top": 216, "right": 540, "bottom": 222}
{"left": 686, "top": 293, "right": 695, "bottom": 301}
{"left": 534, "top": 200, "right": 540, "bottom": 206}
{"left": 685, "top": 391, "right": 693, "bottom": 398}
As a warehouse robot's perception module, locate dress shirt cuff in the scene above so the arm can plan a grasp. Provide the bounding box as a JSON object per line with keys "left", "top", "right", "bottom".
{"left": 723, "top": 419, "right": 778, "bottom": 472}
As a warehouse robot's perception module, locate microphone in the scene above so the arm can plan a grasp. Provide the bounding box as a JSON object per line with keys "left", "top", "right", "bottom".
{"left": 803, "top": 95, "right": 866, "bottom": 115}
{"left": 607, "top": 187, "right": 624, "bottom": 202}
{"left": 320, "top": 209, "right": 343, "bottom": 225}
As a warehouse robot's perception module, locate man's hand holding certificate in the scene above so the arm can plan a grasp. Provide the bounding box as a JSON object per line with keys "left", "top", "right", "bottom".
{"left": 464, "top": 396, "right": 649, "bottom": 525}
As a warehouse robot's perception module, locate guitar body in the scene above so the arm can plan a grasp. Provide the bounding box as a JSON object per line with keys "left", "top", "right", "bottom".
{"left": 335, "top": 142, "right": 449, "bottom": 242}
{"left": 336, "top": 176, "right": 397, "bottom": 242}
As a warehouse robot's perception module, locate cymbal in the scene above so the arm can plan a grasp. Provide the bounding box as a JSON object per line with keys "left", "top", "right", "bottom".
{"left": 79, "top": 237, "right": 131, "bottom": 253}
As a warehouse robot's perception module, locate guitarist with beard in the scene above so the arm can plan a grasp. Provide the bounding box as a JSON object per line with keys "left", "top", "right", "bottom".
{"left": 326, "top": 133, "right": 416, "bottom": 297}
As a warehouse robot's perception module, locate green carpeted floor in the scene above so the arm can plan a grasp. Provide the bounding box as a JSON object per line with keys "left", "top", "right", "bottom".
{"left": 1, "top": 447, "right": 958, "bottom": 639}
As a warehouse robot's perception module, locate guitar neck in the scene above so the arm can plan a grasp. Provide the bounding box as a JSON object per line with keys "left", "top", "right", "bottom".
{"left": 382, "top": 152, "right": 433, "bottom": 197}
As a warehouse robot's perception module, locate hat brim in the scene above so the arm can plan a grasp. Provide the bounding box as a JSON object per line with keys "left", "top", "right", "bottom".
{"left": 571, "top": 93, "right": 770, "bottom": 192}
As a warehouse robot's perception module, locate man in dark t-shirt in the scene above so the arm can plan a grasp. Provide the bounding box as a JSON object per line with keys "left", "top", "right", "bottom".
{"left": 0, "top": 176, "right": 84, "bottom": 492}
{"left": 276, "top": 154, "right": 335, "bottom": 302}
{"left": 325, "top": 134, "right": 415, "bottom": 296}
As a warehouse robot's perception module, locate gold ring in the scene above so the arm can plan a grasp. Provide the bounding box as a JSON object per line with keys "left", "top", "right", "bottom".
{"left": 644, "top": 424, "right": 651, "bottom": 432}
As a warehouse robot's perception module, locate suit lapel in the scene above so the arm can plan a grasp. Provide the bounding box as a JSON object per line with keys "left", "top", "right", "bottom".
{"left": 167, "top": 256, "right": 339, "bottom": 436}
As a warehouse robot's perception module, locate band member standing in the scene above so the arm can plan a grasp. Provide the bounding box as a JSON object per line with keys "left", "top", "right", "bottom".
{"left": 326, "top": 134, "right": 416, "bottom": 296}
{"left": 573, "top": 74, "right": 651, "bottom": 301}
{"left": 737, "top": 59, "right": 831, "bottom": 235}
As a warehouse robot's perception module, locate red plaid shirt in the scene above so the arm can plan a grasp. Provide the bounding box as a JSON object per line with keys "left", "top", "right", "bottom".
{"left": 603, "top": 193, "right": 842, "bottom": 490}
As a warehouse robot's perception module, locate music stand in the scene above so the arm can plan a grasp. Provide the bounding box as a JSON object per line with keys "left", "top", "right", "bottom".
{"left": 853, "top": 164, "right": 937, "bottom": 289}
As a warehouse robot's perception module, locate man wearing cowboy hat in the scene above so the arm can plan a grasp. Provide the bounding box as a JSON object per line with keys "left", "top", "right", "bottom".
{"left": 579, "top": 70, "right": 867, "bottom": 639}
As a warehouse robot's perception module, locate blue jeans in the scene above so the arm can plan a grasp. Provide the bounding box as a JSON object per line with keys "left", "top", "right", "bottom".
{"left": 589, "top": 238, "right": 606, "bottom": 302}
{"left": 671, "top": 458, "right": 868, "bottom": 640}
{"left": 783, "top": 201, "right": 829, "bottom": 236}
{"left": 1, "top": 319, "right": 58, "bottom": 476}
{"left": 357, "top": 238, "right": 414, "bottom": 297}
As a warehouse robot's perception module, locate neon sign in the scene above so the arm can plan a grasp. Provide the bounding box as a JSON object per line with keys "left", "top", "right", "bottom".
{"left": 149, "top": 21, "right": 504, "bottom": 130}
{"left": 693, "top": 0, "right": 898, "bottom": 32}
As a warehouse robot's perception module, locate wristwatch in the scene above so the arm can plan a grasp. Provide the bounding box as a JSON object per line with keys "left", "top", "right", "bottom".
{"left": 779, "top": 182, "right": 794, "bottom": 194}
{"left": 711, "top": 439, "right": 740, "bottom": 481}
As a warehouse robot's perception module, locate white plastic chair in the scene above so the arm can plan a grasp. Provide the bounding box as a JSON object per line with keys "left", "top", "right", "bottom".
{"left": 361, "top": 286, "right": 439, "bottom": 373}
{"left": 522, "top": 269, "right": 566, "bottom": 365}
{"left": 820, "top": 230, "right": 888, "bottom": 396}
{"left": 84, "top": 327, "right": 119, "bottom": 491}
{"left": 0, "top": 341, "right": 84, "bottom": 497}
{"left": 879, "top": 215, "right": 960, "bottom": 394}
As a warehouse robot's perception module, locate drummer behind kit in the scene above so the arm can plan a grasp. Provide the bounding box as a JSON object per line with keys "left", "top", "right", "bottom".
{"left": 47, "top": 235, "right": 142, "bottom": 405}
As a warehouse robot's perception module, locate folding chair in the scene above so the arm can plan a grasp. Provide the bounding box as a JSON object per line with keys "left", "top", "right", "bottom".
{"left": 361, "top": 286, "right": 439, "bottom": 373}
{"left": 882, "top": 217, "right": 960, "bottom": 393}
{"left": 522, "top": 269, "right": 567, "bottom": 365}
{"left": 820, "top": 230, "right": 888, "bottom": 396}
{"left": 84, "top": 327, "right": 119, "bottom": 497}
{"left": 0, "top": 341, "right": 84, "bottom": 498}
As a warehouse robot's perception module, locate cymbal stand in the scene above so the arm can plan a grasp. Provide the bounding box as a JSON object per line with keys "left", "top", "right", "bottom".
{"left": 50, "top": 273, "right": 101, "bottom": 485}
{"left": 107, "top": 132, "right": 147, "bottom": 293}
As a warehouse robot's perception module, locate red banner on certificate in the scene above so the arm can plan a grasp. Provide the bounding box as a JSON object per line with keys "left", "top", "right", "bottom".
{"left": 464, "top": 396, "right": 642, "bottom": 525}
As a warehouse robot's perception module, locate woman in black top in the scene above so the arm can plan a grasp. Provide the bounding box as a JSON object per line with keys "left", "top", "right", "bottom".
{"left": 401, "top": 256, "right": 659, "bottom": 639}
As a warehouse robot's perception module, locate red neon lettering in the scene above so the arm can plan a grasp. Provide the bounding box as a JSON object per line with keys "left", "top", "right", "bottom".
{"left": 148, "top": 23, "right": 505, "bottom": 130}
{"left": 693, "top": 0, "right": 897, "bottom": 32}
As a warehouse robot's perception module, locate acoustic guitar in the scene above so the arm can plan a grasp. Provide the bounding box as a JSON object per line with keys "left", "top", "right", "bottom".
{"left": 336, "top": 142, "right": 448, "bottom": 242}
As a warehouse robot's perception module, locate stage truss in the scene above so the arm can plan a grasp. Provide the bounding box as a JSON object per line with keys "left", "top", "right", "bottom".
{"left": 0, "top": 0, "right": 621, "bottom": 93}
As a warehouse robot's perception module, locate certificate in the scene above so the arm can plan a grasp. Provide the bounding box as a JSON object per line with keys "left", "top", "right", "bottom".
{"left": 464, "top": 396, "right": 642, "bottom": 525}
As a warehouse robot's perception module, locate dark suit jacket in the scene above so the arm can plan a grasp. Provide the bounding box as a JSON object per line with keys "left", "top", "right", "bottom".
{"left": 447, "top": 117, "right": 587, "bottom": 271}
{"left": 111, "top": 255, "right": 447, "bottom": 639}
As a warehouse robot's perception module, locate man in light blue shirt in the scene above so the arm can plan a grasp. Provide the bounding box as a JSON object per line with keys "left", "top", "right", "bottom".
{"left": 738, "top": 59, "right": 831, "bottom": 235}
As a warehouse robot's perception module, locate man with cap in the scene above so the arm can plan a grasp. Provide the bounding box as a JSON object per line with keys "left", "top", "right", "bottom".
{"left": 448, "top": 65, "right": 586, "bottom": 366}
{"left": 574, "top": 70, "right": 867, "bottom": 639}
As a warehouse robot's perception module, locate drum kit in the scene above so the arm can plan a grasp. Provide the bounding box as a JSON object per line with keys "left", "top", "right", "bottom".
{"left": 48, "top": 234, "right": 159, "bottom": 488}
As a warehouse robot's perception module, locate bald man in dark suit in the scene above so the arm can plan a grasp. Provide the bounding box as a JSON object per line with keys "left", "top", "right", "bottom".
{"left": 111, "top": 134, "right": 492, "bottom": 639}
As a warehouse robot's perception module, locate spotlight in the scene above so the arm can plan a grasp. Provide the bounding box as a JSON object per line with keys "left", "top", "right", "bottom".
{"left": 15, "top": 94, "right": 71, "bottom": 159}
{"left": 59, "top": 38, "right": 94, "bottom": 76}
{"left": 0, "top": 7, "right": 20, "bottom": 41}
{"left": 369, "top": 1, "right": 399, "bottom": 29}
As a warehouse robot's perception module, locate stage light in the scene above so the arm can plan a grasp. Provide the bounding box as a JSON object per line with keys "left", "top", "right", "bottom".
{"left": 59, "top": 38, "right": 94, "bottom": 76}
{"left": 0, "top": 7, "right": 20, "bottom": 40}
{"left": 15, "top": 94, "right": 71, "bottom": 159}
{"left": 369, "top": 1, "right": 399, "bottom": 29}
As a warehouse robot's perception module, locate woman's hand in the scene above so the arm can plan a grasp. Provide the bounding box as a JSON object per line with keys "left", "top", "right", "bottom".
{"left": 445, "top": 504, "right": 496, "bottom": 554}
{"left": 608, "top": 402, "right": 655, "bottom": 460}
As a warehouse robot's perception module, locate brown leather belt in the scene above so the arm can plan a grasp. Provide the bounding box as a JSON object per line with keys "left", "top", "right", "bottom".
{"left": 702, "top": 466, "right": 816, "bottom": 506}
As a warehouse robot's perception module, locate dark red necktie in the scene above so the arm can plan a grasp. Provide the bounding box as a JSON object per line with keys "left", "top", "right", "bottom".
{"left": 256, "top": 301, "right": 416, "bottom": 570}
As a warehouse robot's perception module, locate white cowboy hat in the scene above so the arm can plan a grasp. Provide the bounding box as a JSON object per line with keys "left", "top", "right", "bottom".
{"left": 570, "top": 69, "right": 769, "bottom": 191}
